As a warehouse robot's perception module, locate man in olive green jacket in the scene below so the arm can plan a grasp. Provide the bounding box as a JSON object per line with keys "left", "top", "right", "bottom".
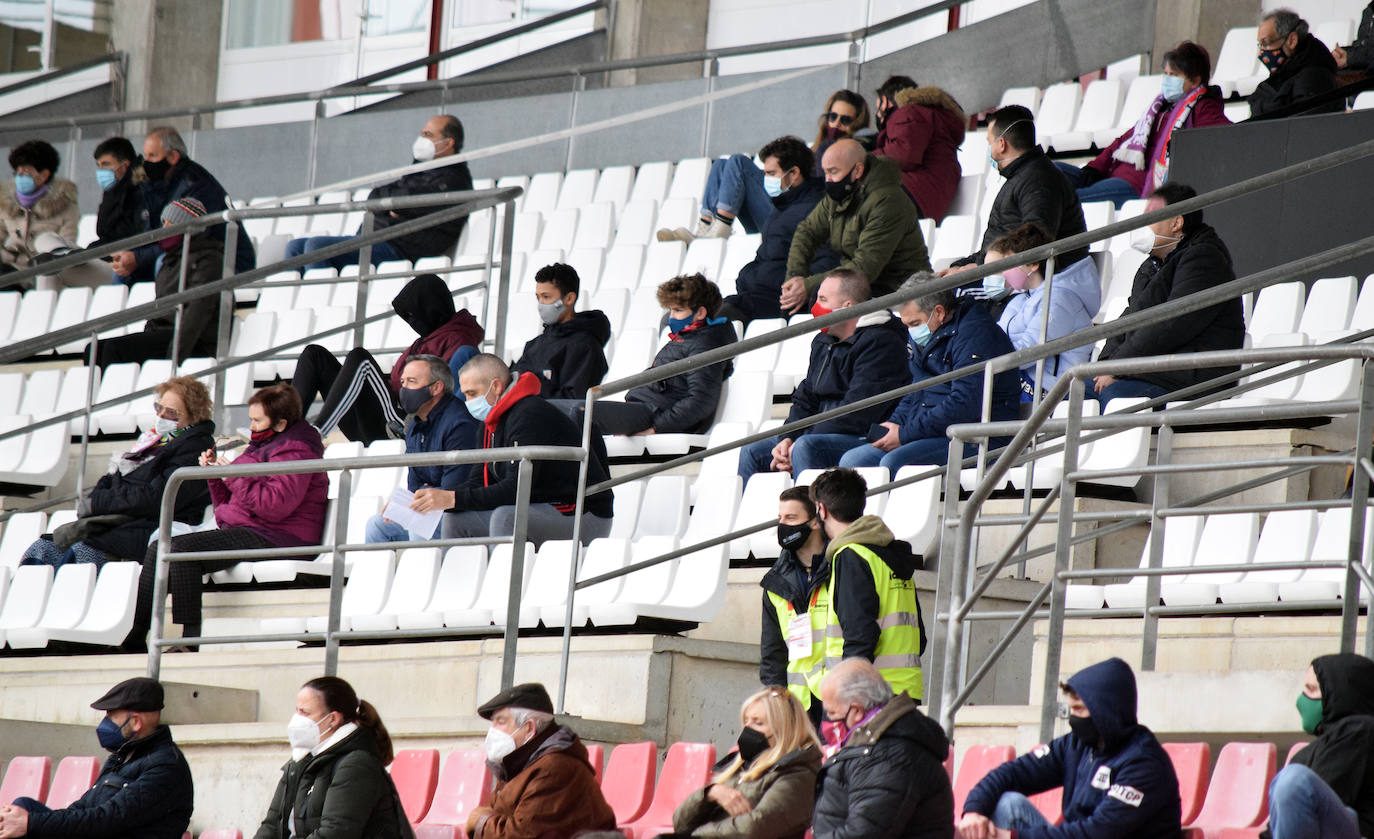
{"left": 780, "top": 140, "right": 930, "bottom": 314}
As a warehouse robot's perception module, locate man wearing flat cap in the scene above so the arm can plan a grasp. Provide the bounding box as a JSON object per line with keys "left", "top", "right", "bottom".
{"left": 465, "top": 682, "right": 615, "bottom": 839}
{"left": 0, "top": 677, "right": 193, "bottom": 839}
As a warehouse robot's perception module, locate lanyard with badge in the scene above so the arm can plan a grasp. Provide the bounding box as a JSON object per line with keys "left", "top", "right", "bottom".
{"left": 786, "top": 587, "right": 822, "bottom": 660}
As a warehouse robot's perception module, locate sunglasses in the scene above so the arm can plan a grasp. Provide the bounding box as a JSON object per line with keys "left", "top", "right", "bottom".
{"left": 153, "top": 401, "right": 181, "bottom": 420}
{"left": 825, "top": 112, "right": 855, "bottom": 126}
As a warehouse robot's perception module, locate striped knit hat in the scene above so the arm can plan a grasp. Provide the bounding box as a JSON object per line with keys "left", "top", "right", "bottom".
{"left": 161, "top": 196, "right": 207, "bottom": 226}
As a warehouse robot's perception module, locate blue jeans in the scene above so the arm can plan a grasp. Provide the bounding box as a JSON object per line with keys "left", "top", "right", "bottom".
{"left": 1053, "top": 162, "right": 1141, "bottom": 209}
{"left": 991, "top": 792, "right": 1050, "bottom": 832}
{"left": 1092, "top": 377, "right": 1168, "bottom": 407}
{"left": 1268, "top": 764, "right": 1362, "bottom": 839}
{"left": 737, "top": 433, "right": 869, "bottom": 484}
{"left": 285, "top": 235, "right": 400, "bottom": 271}
{"left": 364, "top": 513, "right": 440, "bottom": 543}
{"left": 839, "top": 437, "right": 983, "bottom": 471}
{"left": 702, "top": 154, "right": 774, "bottom": 234}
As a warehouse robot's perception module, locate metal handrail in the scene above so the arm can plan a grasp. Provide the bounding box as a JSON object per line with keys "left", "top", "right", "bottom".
{"left": 0, "top": 50, "right": 122, "bottom": 99}
{"left": 147, "top": 445, "right": 585, "bottom": 684}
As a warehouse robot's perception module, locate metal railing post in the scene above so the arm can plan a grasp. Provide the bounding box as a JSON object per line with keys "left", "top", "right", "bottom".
{"left": 1038, "top": 376, "right": 1085, "bottom": 743}
{"left": 1341, "top": 360, "right": 1374, "bottom": 651}
{"left": 1141, "top": 425, "right": 1173, "bottom": 670}
{"left": 557, "top": 388, "right": 599, "bottom": 713}
{"left": 353, "top": 213, "right": 375, "bottom": 347}
{"left": 493, "top": 199, "right": 516, "bottom": 359}
{"left": 76, "top": 333, "right": 97, "bottom": 499}
{"left": 935, "top": 437, "right": 968, "bottom": 731}
{"left": 323, "top": 469, "right": 353, "bottom": 676}
{"left": 146, "top": 476, "right": 181, "bottom": 679}
{"left": 213, "top": 217, "right": 239, "bottom": 420}
{"left": 169, "top": 232, "right": 192, "bottom": 367}
{"left": 501, "top": 458, "right": 536, "bottom": 690}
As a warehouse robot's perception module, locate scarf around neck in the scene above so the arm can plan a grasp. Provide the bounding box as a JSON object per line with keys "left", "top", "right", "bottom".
{"left": 15, "top": 182, "right": 49, "bottom": 210}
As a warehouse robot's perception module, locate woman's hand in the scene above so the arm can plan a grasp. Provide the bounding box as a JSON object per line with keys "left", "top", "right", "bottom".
{"left": 707, "top": 784, "right": 753, "bottom": 817}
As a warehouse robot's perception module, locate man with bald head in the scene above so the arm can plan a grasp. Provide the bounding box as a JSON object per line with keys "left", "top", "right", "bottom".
{"left": 286, "top": 114, "right": 473, "bottom": 270}
{"left": 780, "top": 138, "right": 929, "bottom": 314}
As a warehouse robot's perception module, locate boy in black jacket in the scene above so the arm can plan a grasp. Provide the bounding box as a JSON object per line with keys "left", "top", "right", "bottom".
{"left": 512, "top": 263, "right": 610, "bottom": 399}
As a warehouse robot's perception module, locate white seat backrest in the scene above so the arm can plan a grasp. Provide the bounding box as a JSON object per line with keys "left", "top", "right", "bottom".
{"left": 1214, "top": 26, "right": 1261, "bottom": 82}
{"left": 556, "top": 168, "right": 599, "bottom": 211}
{"left": 1185, "top": 513, "right": 1261, "bottom": 574}
{"left": 0, "top": 564, "right": 53, "bottom": 628}
{"left": 635, "top": 475, "right": 691, "bottom": 538}
{"left": 340, "top": 552, "right": 395, "bottom": 618}
{"left": 1248, "top": 282, "right": 1306, "bottom": 338}
{"left": 997, "top": 86, "right": 1041, "bottom": 116}
{"left": 379, "top": 548, "right": 441, "bottom": 615}
{"left": 1115, "top": 75, "right": 1166, "bottom": 129}
{"left": 524, "top": 541, "right": 577, "bottom": 605}
{"left": 1035, "top": 82, "right": 1083, "bottom": 136}
{"left": 684, "top": 475, "right": 741, "bottom": 542}
{"left": 523, "top": 172, "right": 563, "bottom": 216}
{"left": 619, "top": 535, "right": 678, "bottom": 605}
{"left": 38, "top": 563, "right": 97, "bottom": 629}
{"left": 1298, "top": 276, "right": 1357, "bottom": 335}
{"left": 1071, "top": 78, "right": 1123, "bottom": 132}
{"left": 1248, "top": 509, "right": 1319, "bottom": 579}
{"left": 592, "top": 165, "right": 634, "bottom": 213}
{"left": 629, "top": 161, "right": 673, "bottom": 205}
{"left": 1310, "top": 508, "right": 1374, "bottom": 563}
{"left": 477, "top": 542, "right": 536, "bottom": 610}
{"left": 681, "top": 238, "right": 725, "bottom": 281}
{"left": 572, "top": 538, "right": 631, "bottom": 606}
{"left": 425, "top": 546, "right": 488, "bottom": 612}
{"left": 641, "top": 240, "right": 686, "bottom": 287}
{"left": 1140, "top": 515, "right": 1205, "bottom": 569}
{"left": 608, "top": 480, "right": 647, "bottom": 540}
{"left": 599, "top": 244, "right": 646, "bottom": 290}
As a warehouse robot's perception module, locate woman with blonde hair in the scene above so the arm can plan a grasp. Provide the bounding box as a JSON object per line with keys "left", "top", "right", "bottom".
{"left": 810, "top": 90, "right": 871, "bottom": 175}
{"left": 669, "top": 687, "right": 822, "bottom": 839}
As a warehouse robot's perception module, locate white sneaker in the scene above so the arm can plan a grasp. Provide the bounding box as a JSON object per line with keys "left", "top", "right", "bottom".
{"left": 703, "top": 218, "right": 733, "bottom": 238}
{"left": 656, "top": 218, "right": 712, "bottom": 242}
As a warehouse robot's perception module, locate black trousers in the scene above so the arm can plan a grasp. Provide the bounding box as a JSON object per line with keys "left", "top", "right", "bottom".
{"left": 548, "top": 398, "right": 656, "bottom": 436}
{"left": 87, "top": 326, "right": 173, "bottom": 370}
{"left": 290, "top": 344, "right": 401, "bottom": 444}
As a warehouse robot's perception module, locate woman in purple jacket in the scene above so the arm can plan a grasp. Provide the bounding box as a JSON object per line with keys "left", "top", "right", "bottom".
{"left": 125, "top": 383, "right": 329, "bottom": 651}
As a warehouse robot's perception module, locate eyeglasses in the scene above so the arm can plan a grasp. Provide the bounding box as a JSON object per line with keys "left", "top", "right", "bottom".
{"left": 1256, "top": 34, "right": 1286, "bottom": 49}
{"left": 153, "top": 402, "right": 181, "bottom": 420}
{"left": 825, "top": 112, "right": 856, "bottom": 126}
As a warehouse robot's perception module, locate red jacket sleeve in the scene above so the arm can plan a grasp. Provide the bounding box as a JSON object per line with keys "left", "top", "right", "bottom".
{"left": 877, "top": 107, "right": 934, "bottom": 170}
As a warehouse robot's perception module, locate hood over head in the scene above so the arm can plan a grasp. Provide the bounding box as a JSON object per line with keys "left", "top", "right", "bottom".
{"left": 1312, "top": 653, "right": 1374, "bottom": 728}
{"left": 1064, "top": 657, "right": 1138, "bottom": 746}
{"left": 392, "top": 273, "right": 456, "bottom": 336}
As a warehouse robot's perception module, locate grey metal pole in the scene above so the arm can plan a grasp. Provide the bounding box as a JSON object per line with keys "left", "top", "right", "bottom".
{"left": 1038, "top": 375, "right": 1085, "bottom": 743}
{"left": 146, "top": 474, "right": 182, "bottom": 679}
{"left": 323, "top": 469, "right": 353, "bottom": 676}
{"left": 213, "top": 217, "right": 239, "bottom": 421}
{"left": 936, "top": 437, "right": 968, "bottom": 733}
{"left": 76, "top": 332, "right": 98, "bottom": 499}
{"left": 1141, "top": 425, "right": 1173, "bottom": 670}
{"left": 1018, "top": 256, "right": 1058, "bottom": 575}
{"left": 557, "top": 389, "right": 598, "bottom": 713}
{"left": 352, "top": 214, "right": 374, "bottom": 347}
{"left": 1340, "top": 360, "right": 1374, "bottom": 651}
{"left": 493, "top": 198, "right": 516, "bottom": 360}
{"left": 170, "top": 232, "right": 192, "bottom": 367}
{"left": 500, "top": 458, "right": 536, "bottom": 690}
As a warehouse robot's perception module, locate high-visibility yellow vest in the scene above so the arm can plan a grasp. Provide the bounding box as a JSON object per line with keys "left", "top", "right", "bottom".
{"left": 766, "top": 543, "right": 924, "bottom": 709}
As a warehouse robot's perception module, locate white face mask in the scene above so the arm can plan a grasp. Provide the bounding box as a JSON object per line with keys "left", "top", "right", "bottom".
{"left": 412, "top": 136, "right": 437, "bottom": 162}
{"left": 1129, "top": 226, "right": 1182, "bottom": 255}
{"left": 484, "top": 726, "right": 517, "bottom": 762}
{"left": 153, "top": 417, "right": 178, "bottom": 437}
{"left": 286, "top": 713, "right": 325, "bottom": 750}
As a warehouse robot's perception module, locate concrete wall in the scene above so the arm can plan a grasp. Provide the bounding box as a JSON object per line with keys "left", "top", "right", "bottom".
{"left": 111, "top": 0, "right": 224, "bottom": 134}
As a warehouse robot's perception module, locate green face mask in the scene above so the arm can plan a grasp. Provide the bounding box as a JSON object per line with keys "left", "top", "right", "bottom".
{"left": 1296, "top": 693, "right": 1323, "bottom": 735}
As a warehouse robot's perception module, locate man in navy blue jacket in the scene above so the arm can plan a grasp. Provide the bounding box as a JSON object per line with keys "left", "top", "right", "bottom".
{"left": 958, "top": 657, "right": 1181, "bottom": 839}
{"left": 840, "top": 278, "right": 1020, "bottom": 472}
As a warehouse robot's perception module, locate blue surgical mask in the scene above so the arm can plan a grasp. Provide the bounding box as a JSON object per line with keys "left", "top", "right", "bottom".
{"left": 763, "top": 175, "right": 784, "bottom": 198}
{"left": 908, "top": 324, "right": 932, "bottom": 346}
{"left": 96, "top": 716, "right": 132, "bottom": 752}
{"left": 96, "top": 168, "right": 118, "bottom": 191}
{"left": 13, "top": 174, "right": 35, "bottom": 195}
{"left": 982, "top": 275, "right": 1010, "bottom": 299}
{"left": 1161, "top": 75, "right": 1186, "bottom": 103}
{"left": 987, "top": 148, "right": 999, "bottom": 171}
{"left": 667, "top": 315, "right": 694, "bottom": 334}
{"left": 466, "top": 385, "right": 494, "bottom": 421}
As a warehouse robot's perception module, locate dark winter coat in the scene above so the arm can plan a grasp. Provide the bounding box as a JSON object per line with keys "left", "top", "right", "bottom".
{"left": 365, "top": 161, "right": 474, "bottom": 260}
{"left": 1086, "top": 87, "right": 1231, "bottom": 197}
{"left": 208, "top": 419, "right": 329, "bottom": 547}
{"left": 625, "top": 319, "right": 737, "bottom": 434}
{"left": 887, "top": 302, "right": 1020, "bottom": 445}
{"left": 512, "top": 309, "right": 611, "bottom": 399}
{"left": 93, "top": 167, "right": 151, "bottom": 251}
{"left": 253, "top": 725, "right": 413, "bottom": 839}
{"left": 451, "top": 371, "right": 613, "bottom": 517}
{"left": 1098, "top": 224, "right": 1244, "bottom": 393}
{"left": 405, "top": 392, "right": 478, "bottom": 491}
{"left": 672, "top": 746, "right": 822, "bottom": 839}
{"left": 812, "top": 693, "right": 953, "bottom": 839}
{"left": 475, "top": 724, "right": 616, "bottom": 839}
{"left": 389, "top": 273, "right": 485, "bottom": 394}
{"left": 25, "top": 725, "right": 192, "bottom": 839}
{"left": 958, "top": 146, "right": 1089, "bottom": 270}
{"left": 783, "top": 313, "right": 911, "bottom": 440}
{"left": 137, "top": 157, "right": 255, "bottom": 274}
{"left": 962, "top": 657, "right": 1182, "bottom": 839}
{"left": 875, "top": 86, "right": 966, "bottom": 223}
{"left": 146, "top": 233, "right": 225, "bottom": 360}
{"left": 81, "top": 420, "right": 215, "bottom": 559}
{"left": 1346, "top": 3, "right": 1374, "bottom": 71}
{"left": 1285, "top": 653, "right": 1374, "bottom": 838}
{"left": 1251, "top": 33, "right": 1342, "bottom": 117}
{"left": 730, "top": 178, "right": 839, "bottom": 320}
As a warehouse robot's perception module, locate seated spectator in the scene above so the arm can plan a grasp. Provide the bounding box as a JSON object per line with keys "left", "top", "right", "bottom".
{"left": 90, "top": 136, "right": 153, "bottom": 282}
{"left": 957, "top": 657, "right": 1181, "bottom": 839}
{"left": 780, "top": 141, "right": 930, "bottom": 313}
{"left": 1252, "top": 8, "right": 1341, "bottom": 116}
{"left": 839, "top": 280, "right": 1020, "bottom": 472}
{"left": 511, "top": 263, "right": 610, "bottom": 399}
{"left": 286, "top": 115, "right": 473, "bottom": 269}
{"left": 290, "top": 272, "right": 483, "bottom": 444}
{"left": 812, "top": 658, "right": 952, "bottom": 839}
{"left": 812, "top": 91, "right": 872, "bottom": 176}
{"left": 112, "top": 126, "right": 255, "bottom": 283}
{"left": 1265, "top": 653, "right": 1374, "bottom": 839}
{"left": 760, "top": 487, "right": 829, "bottom": 727}
{"left": 1056, "top": 43, "right": 1230, "bottom": 208}
{"left": 719, "top": 136, "right": 839, "bottom": 323}
{"left": 90, "top": 197, "right": 226, "bottom": 369}
{"left": 2, "top": 677, "right": 192, "bottom": 839}
{"left": 419, "top": 353, "right": 613, "bottom": 546}
{"left": 872, "top": 75, "right": 965, "bottom": 223}
{"left": 987, "top": 224, "right": 1100, "bottom": 397}
{"left": 125, "top": 384, "right": 329, "bottom": 651}
{"left": 0, "top": 139, "right": 87, "bottom": 291}
{"left": 254, "top": 677, "right": 410, "bottom": 839}
{"left": 1331, "top": 1, "right": 1373, "bottom": 73}
{"left": 364, "top": 355, "right": 478, "bottom": 544}
{"left": 670, "top": 687, "right": 822, "bottom": 839}
{"left": 465, "top": 683, "right": 616, "bottom": 839}
{"left": 20, "top": 377, "right": 214, "bottom": 569}
{"left": 564, "top": 273, "right": 736, "bottom": 436}
{"left": 738, "top": 269, "right": 910, "bottom": 482}
{"left": 1095, "top": 183, "right": 1243, "bottom": 404}
{"left": 945, "top": 107, "right": 1093, "bottom": 284}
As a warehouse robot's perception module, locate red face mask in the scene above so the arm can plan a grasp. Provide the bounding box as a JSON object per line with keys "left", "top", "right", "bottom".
{"left": 250, "top": 426, "right": 277, "bottom": 444}
{"left": 811, "top": 301, "right": 833, "bottom": 332}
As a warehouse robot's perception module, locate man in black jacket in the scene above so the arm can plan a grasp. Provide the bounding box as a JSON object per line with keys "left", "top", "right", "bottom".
{"left": 1095, "top": 183, "right": 1243, "bottom": 404}
{"left": 419, "top": 353, "right": 614, "bottom": 546}
{"left": 738, "top": 268, "right": 910, "bottom": 482}
{"left": 720, "top": 135, "right": 839, "bottom": 322}
{"left": 91, "top": 137, "right": 152, "bottom": 283}
{"left": 2, "top": 677, "right": 193, "bottom": 839}
{"left": 512, "top": 263, "right": 610, "bottom": 399}
{"left": 813, "top": 658, "right": 953, "bottom": 839}
{"left": 1265, "top": 653, "right": 1374, "bottom": 839}
{"left": 1252, "top": 9, "right": 1341, "bottom": 117}
{"left": 760, "top": 486, "right": 830, "bottom": 726}
{"left": 286, "top": 114, "right": 474, "bottom": 269}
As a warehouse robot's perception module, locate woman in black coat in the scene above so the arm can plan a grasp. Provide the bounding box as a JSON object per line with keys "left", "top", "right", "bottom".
{"left": 254, "top": 676, "right": 412, "bottom": 839}
{"left": 20, "top": 376, "right": 214, "bottom": 568}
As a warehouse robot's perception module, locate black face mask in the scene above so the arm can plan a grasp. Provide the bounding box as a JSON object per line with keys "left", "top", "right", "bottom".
{"left": 825, "top": 167, "right": 857, "bottom": 203}
{"left": 1068, "top": 715, "right": 1101, "bottom": 750}
{"left": 777, "top": 520, "right": 812, "bottom": 551}
{"left": 142, "top": 158, "right": 171, "bottom": 182}
{"left": 737, "top": 726, "right": 770, "bottom": 764}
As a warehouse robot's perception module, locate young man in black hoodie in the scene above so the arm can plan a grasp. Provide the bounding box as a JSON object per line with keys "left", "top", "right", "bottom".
{"left": 1264, "top": 653, "right": 1374, "bottom": 839}
{"left": 511, "top": 263, "right": 610, "bottom": 399}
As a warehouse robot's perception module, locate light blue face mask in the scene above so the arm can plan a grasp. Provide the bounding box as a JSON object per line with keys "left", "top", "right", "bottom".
{"left": 982, "top": 275, "right": 1010, "bottom": 299}
{"left": 763, "top": 175, "right": 784, "bottom": 198}
{"left": 1161, "top": 74, "right": 1186, "bottom": 103}
{"left": 13, "top": 174, "right": 35, "bottom": 195}
{"left": 908, "top": 323, "right": 932, "bottom": 346}
{"left": 465, "top": 383, "right": 494, "bottom": 421}
{"left": 95, "top": 168, "right": 118, "bottom": 191}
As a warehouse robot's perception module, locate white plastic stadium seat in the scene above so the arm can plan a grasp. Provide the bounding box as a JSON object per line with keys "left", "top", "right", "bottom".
{"left": 443, "top": 542, "right": 535, "bottom": 628}
{"left": 540, "top": 538, "right": 629, "bottom": 628}
{"left": 1033, "top": 82, "right": 1083, "bottom": 147}
{"left": 1247, "top": 282, "right": 1306, "bottom": 342}
{"left": 1049, "top": 78, "right": 1122, "bottom": 152}
{"left": 396, "top": 545, "right": 487, "bottom": 630}
{"left": 589, "top": 535, "right": 679, "bottom": 625}
{"left": 732, "top": 472, "right": 793, "bottom": 560}
{"left": 0, "top": 564, "right": 54, "bottom": 646}
{"left": 1219, "top": 509, "right": 1319, "bottom": 604}
{"left": 48, "top": 561, "right": 142, "bottom": 646}
{"left": 1213, "top": 26, "right": 1264, "bottom": 97}
{"left": 997, "top": 86, "right": 1042, "bottom": 116}
{"left": 6, "top": 562, "right": 97, "bottom": 649}
{"left": 1297, "top": 276, "right": 1357, "bottom": 335}
{"left": 349, "top": 548, "right": 441, "bottom": 632}
{"left": 1279, "top": 509, "right": 1373, "bottom": 603}
{"left": 1161, "top": 513, "right": 1260, "bottom": 606}
{"left": 1100, "top": 516, "right": 1205, "bottom": 609}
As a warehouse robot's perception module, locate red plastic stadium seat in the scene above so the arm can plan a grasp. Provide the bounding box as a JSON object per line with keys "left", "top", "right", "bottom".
{"left": 0, "top": 757, "right": 50, "bottom": 804}
{"left": 391, "top": 749, "right": 441, "bottom": 823}
{"left": 46, "top": 756, "right": 99, "bottom": 808}
{"left": 198, "top": 831, "right": 243, "bottom": 839}
{"left": 602, "top": 742, "right": 657, "bottom": 826}
{"left": 1028, "top": 788, "right": 1063, "bottom": 825}
{"left": 1216, "top": 830, "right": 1264, "bottom": 839}
{"left": 620, "top": 742, "right": 716, "bottom": 839}
{"left": 952, "top": 745, "right": 1015, "bottom": 819}
{"left": 585, "top": 743, "right": 605, "bottom": 786}
{"left": 1285, "top": 741, "right": 1308, "bottom": 765}
{"left": 1163, "top": 742, "right": 1212, "bottom": 825}
{"left": 1186, "top": 742, "right": 1277, "bottom": 839}
{"left": 414, "top": 749, "right": 493, "bottom": 839}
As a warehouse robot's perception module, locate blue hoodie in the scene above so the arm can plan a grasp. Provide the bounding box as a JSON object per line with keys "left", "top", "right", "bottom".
{"left": 996, "top": 255, "right": 1101, "bottom": 390}
{"left": 962, "top": 658, "right": 1182, "bottom": 839}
